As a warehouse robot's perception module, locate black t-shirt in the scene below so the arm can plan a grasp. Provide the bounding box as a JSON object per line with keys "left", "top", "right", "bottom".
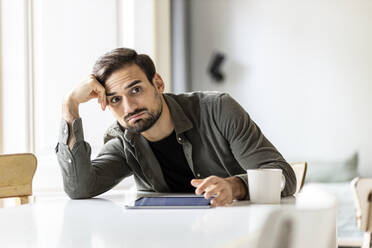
{"left": 148, "top": 131, "right": 195, "bottom": 192}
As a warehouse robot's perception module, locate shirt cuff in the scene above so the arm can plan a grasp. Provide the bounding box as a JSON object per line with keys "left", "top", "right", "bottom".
{"left": 58, "top": 118, "right": 84, "bottom": 144}
{"left": 235, "top": 174, "right": 250, "bottom": 200}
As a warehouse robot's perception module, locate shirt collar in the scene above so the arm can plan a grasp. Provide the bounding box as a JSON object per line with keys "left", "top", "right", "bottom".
{"left": 163, "top": 93, "right": 193, "bottom": 135}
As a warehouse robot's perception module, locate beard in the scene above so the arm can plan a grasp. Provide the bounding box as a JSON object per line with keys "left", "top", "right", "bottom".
{"left": 124, "top": 95, "right": 163, "bottom": 133}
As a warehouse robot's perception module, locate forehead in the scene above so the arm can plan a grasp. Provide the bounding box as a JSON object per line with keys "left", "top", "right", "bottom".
{"left": 105, "top": 64, "right": 148, "bottom": 91}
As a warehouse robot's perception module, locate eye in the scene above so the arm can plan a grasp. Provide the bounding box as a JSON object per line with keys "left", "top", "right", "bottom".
{"left": 131, "top": 87, "right": 141, "bottom": 95}
{"left": 111, "top": 96, "right": 121, "bottom": 103}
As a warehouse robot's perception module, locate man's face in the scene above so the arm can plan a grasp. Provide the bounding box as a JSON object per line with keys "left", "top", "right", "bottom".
{"left": 105, "top": 64, "right": 164, "bottom": 133}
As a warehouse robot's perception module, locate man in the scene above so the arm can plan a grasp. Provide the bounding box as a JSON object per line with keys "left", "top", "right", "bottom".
{"left": 56, "top": 48, "right": 296, "bottom": 206}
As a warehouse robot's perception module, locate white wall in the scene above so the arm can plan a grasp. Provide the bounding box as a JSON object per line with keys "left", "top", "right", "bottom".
{"left": 190, "top": 0, "right": 372, "bottom": 175}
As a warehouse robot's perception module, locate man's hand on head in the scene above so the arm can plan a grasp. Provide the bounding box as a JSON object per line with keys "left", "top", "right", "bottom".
{"left": 191, "top": 175, "right": 247, "bottom": 207}
{"left": 63, "top": 75, "right": 107, "bottom": 121}
{"left": 62, "top": 74, "right": 107, "bottom": 150}
{"left": 65, "top": 74, "right": 107, "bottom": 111}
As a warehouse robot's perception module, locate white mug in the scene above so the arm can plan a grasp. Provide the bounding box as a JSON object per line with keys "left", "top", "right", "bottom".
{"left": 247, "top": 168, "right": 285, "bottom": 204}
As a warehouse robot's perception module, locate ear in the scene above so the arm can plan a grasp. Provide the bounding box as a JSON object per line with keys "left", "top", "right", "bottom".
{"left": 152, "top": 73, "right": 165, "bottom": 93}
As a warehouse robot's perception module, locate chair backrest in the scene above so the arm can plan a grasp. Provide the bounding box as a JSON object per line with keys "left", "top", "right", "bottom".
{"left": 351, "top": 177, "right": 372, "bottom": 232}
{"left": 290, "top": 162, "right": 308, "bottom": 194}
{"left": 0, "top": 153, "right": 37, "bottom": 198}
{"left": 258, "top": 206, "right": 336, "bottom": 248}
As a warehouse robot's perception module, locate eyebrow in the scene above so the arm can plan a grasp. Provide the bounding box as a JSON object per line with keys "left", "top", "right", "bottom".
{"left": 106, "top": 80, "right": 142, "bottom": 96}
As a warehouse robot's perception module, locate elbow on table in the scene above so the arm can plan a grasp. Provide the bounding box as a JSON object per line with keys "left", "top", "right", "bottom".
{"left": 63, "top": 185, "right": 95, "bottom": 200}
{"left": 66, "top": 193, "right": 92, "bottom": 200}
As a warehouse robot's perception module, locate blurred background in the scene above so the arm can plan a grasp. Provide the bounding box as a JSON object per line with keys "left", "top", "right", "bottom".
{"left": 0, "top": 0, "right": 371, "bottom": 192}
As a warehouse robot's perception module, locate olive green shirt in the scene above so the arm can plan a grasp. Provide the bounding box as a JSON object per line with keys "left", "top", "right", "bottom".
{"left": 56, "top": 92, "right": 296, "bottom": 199}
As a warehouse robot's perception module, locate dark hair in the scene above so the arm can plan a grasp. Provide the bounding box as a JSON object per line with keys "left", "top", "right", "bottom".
{"left": 92, "top": 47, "right": 156, "bottom": 86}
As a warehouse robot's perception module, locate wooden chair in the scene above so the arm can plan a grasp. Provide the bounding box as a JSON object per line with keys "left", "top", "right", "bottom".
{"left": 351, "top": 177, "right": 372, "bottom": 248}
{"left": 0, "top": 153, "right": 37, "bottom": 207}
{"left": 290, "top": 162, "right": 308, "bottom": 195}
{"left": 258, "top": 206, "right": 336, "bottom": 248}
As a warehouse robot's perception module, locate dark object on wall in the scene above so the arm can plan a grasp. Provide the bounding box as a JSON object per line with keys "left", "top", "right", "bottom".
{"left": 208, "top": 52, "right": 226, "bottom": 82}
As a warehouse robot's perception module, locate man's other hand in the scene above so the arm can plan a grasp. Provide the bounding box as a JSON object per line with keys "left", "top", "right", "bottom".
{"left": 191, "top": 176, "right": 247, "bottom": 207}
{"left": 62, "top": 75, "right": 107, "bottom": 150}
{"left": 65, "top": 74, "right": 107, "bottom": 111}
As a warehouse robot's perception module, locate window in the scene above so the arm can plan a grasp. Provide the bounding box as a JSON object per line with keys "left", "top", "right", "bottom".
{"left": 0, "top": 0, "right": 170, "bottom": 192}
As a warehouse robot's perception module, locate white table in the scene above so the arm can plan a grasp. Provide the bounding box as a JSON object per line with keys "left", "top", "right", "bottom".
{"left": 0, "top": 189, "right": 296, "bottom": 248}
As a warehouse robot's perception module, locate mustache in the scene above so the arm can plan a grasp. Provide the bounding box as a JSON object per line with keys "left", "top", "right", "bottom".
{"left": 124, "top": 108, "right": 147, "bottom": 121}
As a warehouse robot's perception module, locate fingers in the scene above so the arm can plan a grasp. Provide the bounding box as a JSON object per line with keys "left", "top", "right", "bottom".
{"left": 191, "top": 179, "right": 203, "bottom": 187}
{"left": 208, "top": 187, "right": 232, "bottom": 206}
{"left": 204, "top": 182, "right": 222, "bottom": 199}
{"left": 194, "top": 176, "right": 219, "bottom": 195}
{"left": 211, "top": 193, "right": 231, "bottom": 206}
{"left": 95, "top": 86, "right": 106, "bottom": 110}
{"left": 67, "top": 74, "right": 107, "bottom": 110}
{"left": 191, "top": 176, "right": 234, "bottom": 207}
{"left": 89, "top": 75, "right": 106, "bottom": 110}
{"left": 99, "top": 90, "right": 107, "bottom": 110}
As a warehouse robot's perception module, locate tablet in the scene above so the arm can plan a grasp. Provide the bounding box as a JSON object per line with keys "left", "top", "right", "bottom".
{"left": 125, "top": 196, "right": 212, "bottom": 209}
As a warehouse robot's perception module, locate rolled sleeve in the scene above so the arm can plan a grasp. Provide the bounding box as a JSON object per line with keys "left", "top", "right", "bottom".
{"left": 56, "top": 118, "right": 95, "bottom": 198}
{"left": 56, "top": 118, "right": 131, "bottom": 199}
{"left": 56, "top": 119, "right": 82, "bottom": 192}
{"left": 56, "top": 118, "right": 85, "bottom": 180}
{"left": 72, "top": 118, "right": 85, "bottom": 142}
{"left": 235, "top": 174, "right": 249, "bottom": 200}
{"left": 58, "top": 118, "right": 84, "bottom": 144}
{"left": 58, "top": 119, "right": 69, "bottom": 144}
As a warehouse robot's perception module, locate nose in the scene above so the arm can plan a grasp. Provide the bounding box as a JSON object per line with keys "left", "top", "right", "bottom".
{"left": 121, "top": 96, "right": 138, "bottom": 116}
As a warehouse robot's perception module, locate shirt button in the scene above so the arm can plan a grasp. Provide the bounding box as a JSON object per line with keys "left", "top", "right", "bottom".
{"left": 197, "top": 173, "right": 201, "bottom": 178}
{"left": 67, "top": 159, "right": 72, "bottom": 163}
{"left": 178, "top": 137, "right": 182, "bottom": 142}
